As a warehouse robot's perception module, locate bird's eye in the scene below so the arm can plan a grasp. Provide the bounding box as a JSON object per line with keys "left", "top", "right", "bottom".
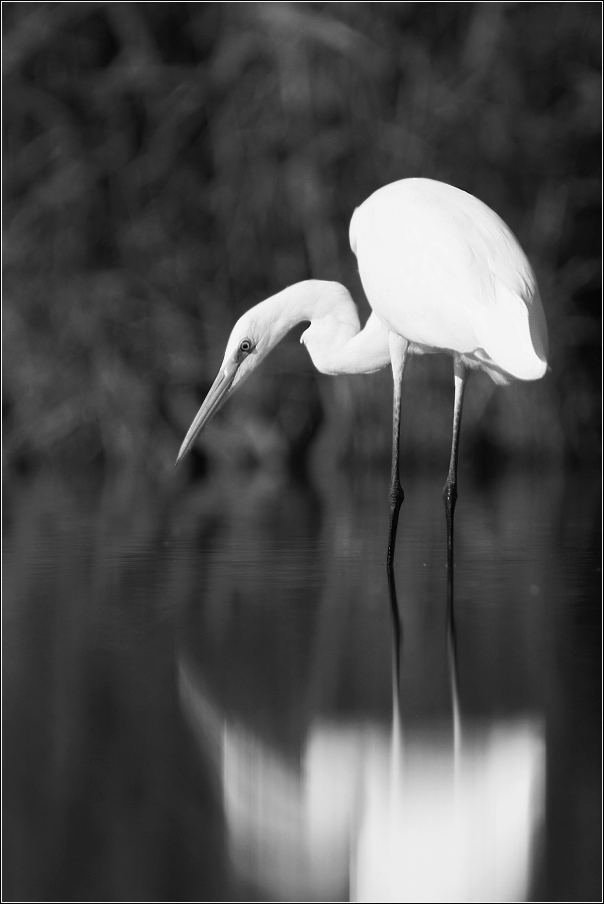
{"left": 239, "top": 339, "right": 253, "bottom": 354}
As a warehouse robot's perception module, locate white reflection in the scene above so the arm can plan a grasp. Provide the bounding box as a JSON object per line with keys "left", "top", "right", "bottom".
{"left": 179, "top": 661, "right": 353, "bottom": 900}
{"left": 349, "top": 720, "right": 544, "bottom": 902}
{"left": 179, "top": 659, "right": 544, "bottom": 902}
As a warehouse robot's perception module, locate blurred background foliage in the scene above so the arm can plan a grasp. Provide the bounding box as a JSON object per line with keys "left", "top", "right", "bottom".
{"left": 3, "top": 1, "right": 601, "bottom": 483}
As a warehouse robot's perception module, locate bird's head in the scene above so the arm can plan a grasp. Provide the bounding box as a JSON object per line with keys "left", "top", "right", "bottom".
{"left": 175, "top": 300, "right": 290, "bottom": 466}
{"left": 175, "top": 280, "right": 357, "bottom": 465}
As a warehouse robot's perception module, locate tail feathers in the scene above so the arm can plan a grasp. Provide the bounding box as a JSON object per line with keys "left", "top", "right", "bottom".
{"left": 349, "top": 206, "right": 360, "bottom": 257}
{"left": 477, "top": 288, "right": 548, "bottom": 382}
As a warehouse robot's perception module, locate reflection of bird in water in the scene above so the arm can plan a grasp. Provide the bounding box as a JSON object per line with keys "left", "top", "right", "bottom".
{"left": 176, "top": 469, "right": 546, "bottom": 901}
{"left": 176, "top": 178, "right": 548, "bottom": 562}
{"left": 179, "top": 654, "right": 545, "bottom": 903}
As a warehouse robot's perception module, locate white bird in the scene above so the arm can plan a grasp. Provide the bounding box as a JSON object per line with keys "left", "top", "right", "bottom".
{"left": 176, "top": 178, "right": 548, "bottom": 564}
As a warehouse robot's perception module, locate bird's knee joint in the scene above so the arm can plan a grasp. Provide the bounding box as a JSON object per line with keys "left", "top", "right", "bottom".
{"left": 443, "top": 483, "right": 457, "bottom": 506}
{"left": 390, "top": 485, "right": 404, "bottom": 509}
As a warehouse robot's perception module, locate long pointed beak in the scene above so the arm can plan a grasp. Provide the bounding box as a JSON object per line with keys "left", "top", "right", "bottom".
{"left": 175, "top": 360, "right": 239, "bottom": 466}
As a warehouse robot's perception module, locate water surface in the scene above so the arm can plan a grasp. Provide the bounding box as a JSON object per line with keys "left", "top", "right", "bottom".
{"left": 3, "top": 467, "right": 600, "bottom": 901}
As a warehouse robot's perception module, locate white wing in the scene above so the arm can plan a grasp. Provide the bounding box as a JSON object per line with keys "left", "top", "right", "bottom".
{"left": 351, "top": 179, "right": 547, "bottom": 380}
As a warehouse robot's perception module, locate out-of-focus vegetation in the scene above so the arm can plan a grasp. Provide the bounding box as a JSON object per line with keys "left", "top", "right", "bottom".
{"left": 3, "top": 2, "right": 601, "bottom": 480}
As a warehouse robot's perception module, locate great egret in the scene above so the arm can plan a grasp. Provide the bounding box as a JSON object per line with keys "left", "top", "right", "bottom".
{"left": 176, "top": 178, "right": 548, "bottom": 563}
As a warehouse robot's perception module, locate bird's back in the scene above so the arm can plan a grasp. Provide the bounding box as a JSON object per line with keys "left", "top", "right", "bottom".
{"left": 350, "top": 179, "right": 548, "bottom": 381}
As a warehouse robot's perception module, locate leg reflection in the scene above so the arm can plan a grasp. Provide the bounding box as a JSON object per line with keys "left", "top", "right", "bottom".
{"left": 386, "top": 557, "right": 402, "bottom": 693}
{"left": 446, "top": 551, "right": 462, "bottom": 757}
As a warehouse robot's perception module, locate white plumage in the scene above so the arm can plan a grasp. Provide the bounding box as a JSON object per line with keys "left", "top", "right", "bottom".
{"left": 350, "top": 179, "right": 547, "bottom": 383}
{"left": 176, "top": 178, "right": 548, "bottom": 561}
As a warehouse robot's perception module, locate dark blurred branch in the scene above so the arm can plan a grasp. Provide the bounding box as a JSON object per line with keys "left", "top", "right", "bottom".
{"left": 3, "top": 2, "right": 103, "bottom": 77}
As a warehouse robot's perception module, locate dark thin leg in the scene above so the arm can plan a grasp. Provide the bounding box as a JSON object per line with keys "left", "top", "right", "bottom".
{"left": 444, "top": 357, "right": 465, "bottom": 752}
{"left": 388, "top": 557, "right": 403, "bottom": 736}
{"left": 387, "top": 546, "right": 402, "bottom": 686}
{"left": 387, "top": 336, "right": 409, "bottom": 569}
{"left": 446, "top": 560, "right": 461, "bottom": 754}
{"left": 443, "top": 356, "right": 466, "bottom": 610}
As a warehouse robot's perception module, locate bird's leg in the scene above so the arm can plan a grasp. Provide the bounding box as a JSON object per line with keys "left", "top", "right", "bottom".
{"left": 443, "top": 356, "right": 466, "bottom": 585}
{"left": 444, "top": 358, "right": 465, "bottom": 756}
{"left": 387, "top": 335, "right": 409, "bottom": 569}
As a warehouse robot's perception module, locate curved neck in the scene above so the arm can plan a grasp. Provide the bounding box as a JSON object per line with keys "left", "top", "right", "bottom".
{"left": 260, "top": 280, "right": 391, "bottom": 375}
{"left": 258, "top": 279, "right": 358, "bottom": 330}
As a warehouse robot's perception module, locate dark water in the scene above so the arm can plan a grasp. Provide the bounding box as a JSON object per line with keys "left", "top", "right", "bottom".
{"left": 3, "top": 467, "right": 600, "bottom": 902}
